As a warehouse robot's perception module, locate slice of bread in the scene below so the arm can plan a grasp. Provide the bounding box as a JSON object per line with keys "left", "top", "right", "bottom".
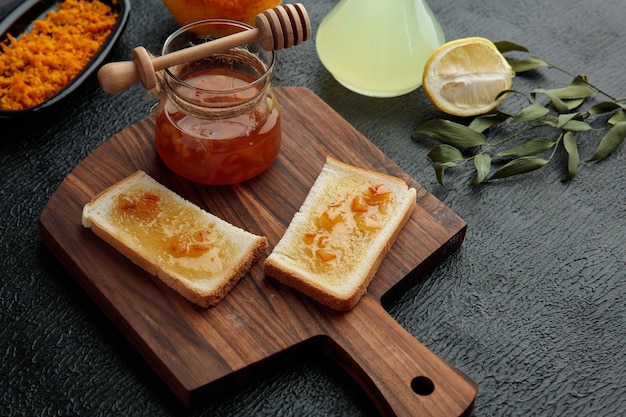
{"left": 264, "top": 157, "right": 417, "bottom": 311}
{"left": 82, "top": 171, "right": 268, "bottom": 308}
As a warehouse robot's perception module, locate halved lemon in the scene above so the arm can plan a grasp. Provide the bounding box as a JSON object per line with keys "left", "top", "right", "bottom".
{"left": 422, "top": 37, "right": 515, "bottom": 117}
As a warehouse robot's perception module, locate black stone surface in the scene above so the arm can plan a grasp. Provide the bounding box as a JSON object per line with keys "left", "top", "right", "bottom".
{"left": 1, "top": 0, "right": 624, "bottom": 416}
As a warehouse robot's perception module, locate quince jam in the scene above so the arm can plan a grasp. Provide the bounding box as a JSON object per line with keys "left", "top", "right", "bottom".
{"left": 297, "top": 182, "right": 393, "bottom": 275}
{"left": 110, "top": 189, "right": 236, "bottom": 279}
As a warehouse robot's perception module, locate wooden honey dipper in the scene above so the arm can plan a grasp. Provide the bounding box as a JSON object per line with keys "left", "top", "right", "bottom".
{"left": 97, "top": 3, "right": 310, "bottom": 94}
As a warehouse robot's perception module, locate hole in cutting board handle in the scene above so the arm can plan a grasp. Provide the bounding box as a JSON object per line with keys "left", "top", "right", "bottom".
{"left": 411, "top": 376, "right": 435, "bottom": 395}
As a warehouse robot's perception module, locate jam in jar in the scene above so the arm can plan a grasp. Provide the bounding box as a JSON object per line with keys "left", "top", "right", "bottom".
{"left": 155, "top": 20, "right": 280, "bottom": 185}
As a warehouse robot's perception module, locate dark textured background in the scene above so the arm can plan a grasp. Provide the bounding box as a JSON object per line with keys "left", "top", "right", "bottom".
{"left": 1, "top": 0, "right": 625, "bottom": 416}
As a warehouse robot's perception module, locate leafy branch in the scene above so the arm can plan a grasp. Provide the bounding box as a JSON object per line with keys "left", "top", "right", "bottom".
{"left": 413, "top": 40, "right": 626, "bottom": 186}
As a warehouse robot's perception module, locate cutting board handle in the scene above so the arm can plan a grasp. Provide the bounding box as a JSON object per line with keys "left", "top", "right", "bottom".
{"left": 324, "top": 297, "right": 477, "bottom": 417}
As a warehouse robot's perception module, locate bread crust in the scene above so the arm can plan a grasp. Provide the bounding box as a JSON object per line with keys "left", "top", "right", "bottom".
{"left": 264, "top": 157, "right": 417, "bottom": 311}
{"left": 82, "top": 171, "right": 268, "bottom": 308}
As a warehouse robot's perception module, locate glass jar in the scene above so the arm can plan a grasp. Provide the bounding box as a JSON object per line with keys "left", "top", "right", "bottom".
{"left": 155, "top": 20, "right": 280, "bottom": 185}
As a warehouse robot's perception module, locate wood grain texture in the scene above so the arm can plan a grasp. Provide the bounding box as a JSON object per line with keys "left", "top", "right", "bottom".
{"left": 39, "top": 87, "right": 476, "bottom": 416}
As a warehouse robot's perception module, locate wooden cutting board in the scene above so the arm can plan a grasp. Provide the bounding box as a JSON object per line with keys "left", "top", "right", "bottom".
{"left": 40, "top": 87, "right": 477, "bottom": 416}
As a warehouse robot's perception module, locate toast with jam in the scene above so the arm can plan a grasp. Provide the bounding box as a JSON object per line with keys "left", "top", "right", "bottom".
{"left": 264, "top": 157, "right": 417, "bottom": 311}
{"left": 82, "top": 171, "right": 268, "bottom": 308}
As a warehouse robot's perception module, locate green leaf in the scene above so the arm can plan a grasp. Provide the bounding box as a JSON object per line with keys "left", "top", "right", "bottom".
{"left": 562, "top": 98, "right": 585, "bottom": 111}
{"left": 511, "top": 103, "right": 550, "bottom": 123}
{"left": 562, "top": 132, "right": 579, "bottom": 180}
{"left": 507, "top": 57, "right": 549, "bottom": 73}
{"left": 562, "top": 120, "right": 592, "bottom": 132}
{"left": 494, "top": 40, "right": 530, "bottom": 53}
{"left": 556, "top": 113, "right": 579, "bottom": 128}
{"left": 588, "top": 121, "right": 626, "bottom": 161}
{"left": 468, "top": 111, "right": 511, "bottom": 133}
{"left": 542, "top": 117, "right": 558, "bottom": 128}
{"left": 414, "top": 119, "right": 489, "bottom": 149}
{"left": 497, "top": 137, "right": 555, "bottom": 157}
{"left": 427, "top": 144, "right": 464, "bottom": 163}
{"left": 551, "top": 113, "right": 591, "bottom": 131}
{"left": 542, "top": 84, "right": 595, "bottom": 100}
{"left": 472, "top": 153, "right": 491, "bottom": 185}
{"left": 543, "top": 114, "right": 591, "bottom": 131}
{"left": 534, "top": 88, "right": 569, "bottom": 113}
{"left": 608, "top": 109, "right": 626, "bottom": 125}
{"left": 490, "top": 157, "right": 549, "bottom": 179}
{"left": 587, "top": 101, "right": 623, "bottom": 115}
{"left": 434, "top": 162, "right": 457, "bottom": 186}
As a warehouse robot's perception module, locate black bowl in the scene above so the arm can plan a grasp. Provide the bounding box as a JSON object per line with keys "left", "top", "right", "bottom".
{"left": 0, "top": 0, "right": 130, "bottom": 118}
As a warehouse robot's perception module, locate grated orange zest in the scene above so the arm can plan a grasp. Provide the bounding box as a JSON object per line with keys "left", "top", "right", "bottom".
{"left": 0, "top": 0, "right": 119, "bottom": 110}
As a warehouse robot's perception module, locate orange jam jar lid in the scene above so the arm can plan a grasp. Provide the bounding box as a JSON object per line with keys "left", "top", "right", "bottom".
{"left": 154, "top": 20, "right": 281, "bottom": 185}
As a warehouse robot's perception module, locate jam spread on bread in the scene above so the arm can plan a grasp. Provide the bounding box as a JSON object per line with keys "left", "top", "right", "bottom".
{"left": 111, "top": 190, "right": 234, "bottom": 276}
{"left": 302, "top": 183, "right": 392, "bottom": 268}
{"left": 168, "top": 231, "right": 212, "bottom": 258}
{"left": 118, "top": 192, "right": 160, "bottom": 219}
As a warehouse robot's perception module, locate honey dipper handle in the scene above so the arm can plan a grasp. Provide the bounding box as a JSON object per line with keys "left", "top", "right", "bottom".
{"left": 151, "top": 28, "right": 262, "bottom": 73}
{"left": 97, "top": 29, "right": 261, "bottom": 94}
{"left": 97, "top": 3, "right": 310, "bottom": 94}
